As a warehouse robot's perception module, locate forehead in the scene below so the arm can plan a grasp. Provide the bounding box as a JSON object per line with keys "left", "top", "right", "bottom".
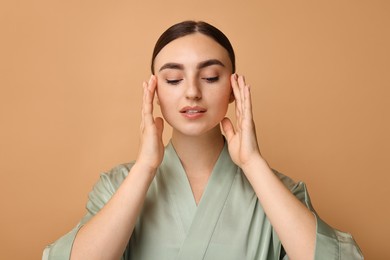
{"left": 154, "top": 33, "right": 232, "bottom": 71}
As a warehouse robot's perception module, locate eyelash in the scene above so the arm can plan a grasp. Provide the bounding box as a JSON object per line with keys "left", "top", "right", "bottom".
{"left": 166, "top": 79, "right": 182, "bottom": 85}
{"left": 203, "top": 76, "right": 219, "bottom": 83}
{"left": 165, "top": 77, "right": 219, "bottom": 85}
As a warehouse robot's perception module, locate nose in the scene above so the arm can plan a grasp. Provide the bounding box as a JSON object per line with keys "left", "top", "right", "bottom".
{"left": 185, "top": 79, "right": 202, "bottom": 100}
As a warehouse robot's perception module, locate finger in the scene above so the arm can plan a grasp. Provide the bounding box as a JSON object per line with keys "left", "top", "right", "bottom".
{"left": 231, "top": 74, "right": 242, "bottom": 131}
{"left": 144, "top": 76, "right": 155, "bottom": 112}
{"left": 221, "top": 117, "right": 235, "bottom": 141}
{"left": 231, "top": 74, "right": 241, "bottom": 116}
{"left": 140, "top": 81, "right": 147, "bottom": 131}
{"left": 143, "top": 76, "right": 156, "bottom": 126}
{"left": 238, "top": 75, "right": 253, "bottom": 121}
{"left": 238, "top": 75, "right": 246, "bottom": 116}
{"left": 244, "top": 84, "right": 253, "bottom": 120}
{"left": 236, "top": 75, "right": 249, "bottom": 131}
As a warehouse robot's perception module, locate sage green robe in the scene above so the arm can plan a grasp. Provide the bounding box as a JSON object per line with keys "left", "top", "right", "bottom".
{"left": 43, "top": 141, "right": 363, "bottom": 259}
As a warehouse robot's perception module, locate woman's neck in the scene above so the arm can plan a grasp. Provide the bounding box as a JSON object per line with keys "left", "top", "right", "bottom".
{"left": 171, "top": 127, "right": 225, "bottom": 175}
{"left": 171, "top": 127, "right": 225, "bottom": 205}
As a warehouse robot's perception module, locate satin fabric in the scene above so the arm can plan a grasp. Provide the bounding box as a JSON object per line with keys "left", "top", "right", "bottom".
{"left": 43, "top": 141, "right": 363, "bottom": 259}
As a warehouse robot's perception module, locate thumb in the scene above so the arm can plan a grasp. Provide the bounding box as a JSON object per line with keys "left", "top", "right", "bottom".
{"left": 221, "top": 117, "right": 235, "bottom": 140}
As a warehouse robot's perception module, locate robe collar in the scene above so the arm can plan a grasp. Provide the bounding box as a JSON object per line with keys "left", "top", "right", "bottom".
{"left": 159, "top": 139, "right": 239, "bottom": 259}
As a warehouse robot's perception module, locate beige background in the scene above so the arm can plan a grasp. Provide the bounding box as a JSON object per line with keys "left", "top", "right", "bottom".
{"left": 1, "top": 0, "right": 389, "bottom": 259}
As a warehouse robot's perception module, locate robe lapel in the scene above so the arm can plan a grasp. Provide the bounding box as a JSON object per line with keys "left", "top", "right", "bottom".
{"left": 160, "top": 142, "right": 198, "bottom": 235}
{"left": 175, "top": 141, "right": 238, "bottom": 260}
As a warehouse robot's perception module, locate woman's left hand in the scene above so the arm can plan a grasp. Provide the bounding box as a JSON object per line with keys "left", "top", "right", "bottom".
{"left": 221, "top": 74, "right": 262, "bottom": 169}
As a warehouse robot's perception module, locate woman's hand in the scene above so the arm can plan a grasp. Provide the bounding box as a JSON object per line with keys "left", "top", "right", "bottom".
{"left": 223, "top": 77, "right": 316, "bottom": 260}
{"left": 70, "top": 76, "right": 164, "bottom": 260}
{"left": 221, "top": 74, "right": 262, "bottom": 170}
{"left": 136, "top": 75, "right": 165, "bottom": 173}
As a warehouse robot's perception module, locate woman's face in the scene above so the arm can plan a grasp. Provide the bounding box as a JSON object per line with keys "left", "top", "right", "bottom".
{"left": 153, "top": 33, "right": 233, "bottom": 137}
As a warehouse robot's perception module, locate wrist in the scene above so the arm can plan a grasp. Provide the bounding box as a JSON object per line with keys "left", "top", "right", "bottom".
{"left": 131, "top": 162, "right": 158, "bottom": 182}
{"left": 241, "top": 154, "right": 269, "bottom": 177}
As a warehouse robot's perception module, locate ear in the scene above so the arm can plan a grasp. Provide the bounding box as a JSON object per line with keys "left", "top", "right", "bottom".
{"left": 229, "top": 90, "right": 235, "bottom": 103}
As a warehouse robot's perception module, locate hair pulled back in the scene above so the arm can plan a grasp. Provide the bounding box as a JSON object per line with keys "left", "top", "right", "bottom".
{"left": 151, "top": 21, "right": 236, "bottom": 74}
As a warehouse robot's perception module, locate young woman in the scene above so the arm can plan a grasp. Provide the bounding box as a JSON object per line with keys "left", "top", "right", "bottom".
{"left": 44, "top": 21, "right": 363, "bottom": 260}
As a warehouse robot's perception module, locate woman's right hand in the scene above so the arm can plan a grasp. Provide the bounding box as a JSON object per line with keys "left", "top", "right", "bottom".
{"left": 70, "top": 75, "right": 164, "bottom": 260}
{"left": 136, "top": 75, "right": 164, "bottom": 173}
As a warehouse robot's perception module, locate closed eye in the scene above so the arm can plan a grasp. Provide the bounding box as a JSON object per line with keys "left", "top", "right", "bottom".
{"left": 166, "top": 79, "right": 183, "bottom": 85}
{"left": 203, "top": 76, "right": 219, "bottom": 83}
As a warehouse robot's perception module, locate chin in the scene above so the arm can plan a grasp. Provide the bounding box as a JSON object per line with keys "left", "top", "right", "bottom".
{"left": 174, "top": 124, "right": 221, "bottom": 138}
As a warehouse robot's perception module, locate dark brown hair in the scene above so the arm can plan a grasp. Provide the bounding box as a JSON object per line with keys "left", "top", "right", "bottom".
{"left": 151, "top": 21, "right": 236, "bottom": 74}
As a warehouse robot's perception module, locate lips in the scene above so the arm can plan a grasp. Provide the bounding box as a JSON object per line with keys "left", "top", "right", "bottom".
{"left": 179, "top": 106, "right": 207, "bottom": 119}
{"left": 180, "top": 106, "right": 207, "bottom": 114}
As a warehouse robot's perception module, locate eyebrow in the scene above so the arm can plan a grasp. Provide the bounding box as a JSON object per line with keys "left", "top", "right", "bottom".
{"left": 158, "top": 59, "right": 225, "bottom": 72}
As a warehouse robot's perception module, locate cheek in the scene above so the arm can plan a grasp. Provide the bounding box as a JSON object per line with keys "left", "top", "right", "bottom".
{"left": 210, "top": 89, "right": 231, "bottom": 114}
{"left": 213, "top": 82, "right": 233, "bottom": 104}
{"left": 156, "top": 84, "right": 169, "bottom": 106}
{"left": 156, "top": 89, "right": 176, "bottom": 118}
{"left": 157, "top": 87, "right": 172, "bottom": 102}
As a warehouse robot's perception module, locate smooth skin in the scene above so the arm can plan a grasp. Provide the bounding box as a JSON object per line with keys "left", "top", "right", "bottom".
{"left": 70, "top": 33, "right": 315, "bottom": 260}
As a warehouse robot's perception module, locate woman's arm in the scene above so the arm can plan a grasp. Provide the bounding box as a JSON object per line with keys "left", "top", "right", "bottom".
{"left": 70, "top": 76, "right": 164, "bottom": 260}
{"left": 221, "top": 74, "right": 315, "bottom": 260}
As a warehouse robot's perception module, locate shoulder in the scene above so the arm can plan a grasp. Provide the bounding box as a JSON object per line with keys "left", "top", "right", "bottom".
{"left": 100, "top": 162, "right": 135, "bottom": 190}
{"left": 271, "top": 168, "right": 298, "bottom": 190}
{"left": 86, "top": 162, "right": 135, "bottom": 214}
{"left": 271, "top": 168, "right": 313, "bottom": 208}
{"left": 269, "top": 170, "right": 363, "bottom": 259}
